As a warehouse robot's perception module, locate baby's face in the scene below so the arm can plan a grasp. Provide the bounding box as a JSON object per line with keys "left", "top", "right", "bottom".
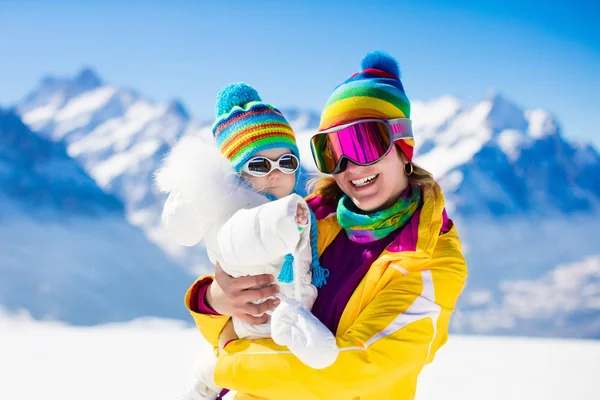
{"left": 242, "top": 148, "right": 297, "bottom": 199}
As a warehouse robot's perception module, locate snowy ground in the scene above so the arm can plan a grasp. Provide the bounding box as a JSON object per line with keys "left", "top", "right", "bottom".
{"left": 1, "top": 314, "right": 598, "bottom": 400}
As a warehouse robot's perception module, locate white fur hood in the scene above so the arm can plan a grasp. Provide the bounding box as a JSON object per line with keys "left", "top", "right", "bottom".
{"left": 155, "top": 135, "right": 268, "bottom": 247}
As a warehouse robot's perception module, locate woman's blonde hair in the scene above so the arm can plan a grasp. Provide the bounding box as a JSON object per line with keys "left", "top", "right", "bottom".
{"left": 307, "top": 149, "right": 437, "bottom": 204}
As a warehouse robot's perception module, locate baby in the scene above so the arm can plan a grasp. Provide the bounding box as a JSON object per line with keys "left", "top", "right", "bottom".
{"left": 156, "top": 83, "right": 338, "bottom": 399}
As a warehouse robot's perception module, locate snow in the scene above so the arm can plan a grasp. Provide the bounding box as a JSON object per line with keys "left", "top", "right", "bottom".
{"left": 411, "top": 95, "right": 463, "bottom": 139}
{"left": 0, "top": 313, "right": 598, "bottom": 400}
{"left": 20, "top": 98, "right": 61, "bottom": 126}
{"left": 438, "top": 170, "right": 463, "bottom": 194}
{"left": 92, "top": 139, "right": 163, "bottom": 187}
{"left": 496, "top": 129, "right": 527, "bottom": 161}
{"left": 415, "top": 135, "right": 486, "bottom": 179}
{"left": 68, "top": 100, "right": 168, "bottom": 158}
{"left": 0, "top": 315, "right": 201, "bottom": 400}
{"left": 485, "top": 93, "right": 529, "bottom": 132}
{"left": 451, "top": 100, "right": 494, "bottom": 140}
{"left": 410, "top": 98, "right": 505, "bottom": 179}
{"left": 17, "top": 68, "right": 103, "bottom": 130}
{"left": 417, "top": 335, "right": 600, "bottom": 400}
{"left": 55, "top": 86, "right": 117, "bottom": 122}
{"left": 526, "top": 109, "right": 558, "bottom": 139}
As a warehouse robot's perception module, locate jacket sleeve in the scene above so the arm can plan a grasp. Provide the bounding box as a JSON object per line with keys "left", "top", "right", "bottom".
{"left": 216, "top": 194, "right": 309, "bottom": 271}
{"left": 184, "top": 276, "right": 231, "bottom": 348}
{"left": 161, "top": 189, "right": 209, "bottom": 247}
{"left": 212, "top": 259, "right": 466, "bottom": 399}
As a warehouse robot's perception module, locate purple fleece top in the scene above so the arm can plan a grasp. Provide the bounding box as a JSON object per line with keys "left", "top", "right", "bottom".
{"left": 310, "top": 225, "right": 402, "bottom": 333}
{"left": 306, "top": 191, "right": 450, "bottom": 334}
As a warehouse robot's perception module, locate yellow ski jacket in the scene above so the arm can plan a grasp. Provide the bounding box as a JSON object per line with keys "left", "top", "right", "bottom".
{"left": 184, "top": 183, "right": 467, "bottom": 400}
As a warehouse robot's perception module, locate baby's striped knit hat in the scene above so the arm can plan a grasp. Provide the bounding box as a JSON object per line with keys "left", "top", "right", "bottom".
{"left": 212, "top": 83, "right": 299, "bottom": 171}
{"left": 319, "top": 51, "right": 415, "bottom": 160}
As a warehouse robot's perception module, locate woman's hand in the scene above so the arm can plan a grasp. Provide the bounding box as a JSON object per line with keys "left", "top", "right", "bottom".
{"left": 206, "top": 262, "right": 280, "bottom": 324}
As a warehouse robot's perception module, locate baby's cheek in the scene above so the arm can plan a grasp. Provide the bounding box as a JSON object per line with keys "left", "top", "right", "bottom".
{"left": 244, "top": 175, "right": 265, "bottom": 190}
{"left": 283, "top": 174, "right": 296, "bottom": 193}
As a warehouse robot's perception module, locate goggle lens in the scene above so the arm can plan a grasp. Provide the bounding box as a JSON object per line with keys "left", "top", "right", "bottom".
{"left": 243, "top": 154, "right": 299, "bottom": 177}
{"left": 310, "top": 121, "right": 391, "bottom": 174}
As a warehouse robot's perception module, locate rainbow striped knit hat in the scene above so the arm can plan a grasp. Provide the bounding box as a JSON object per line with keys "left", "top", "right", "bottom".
{"left": 319, "top": 51, "right": 415, "bottom": 161}
{"left": 212, "top": 83, "right": 299, "bottom": 172}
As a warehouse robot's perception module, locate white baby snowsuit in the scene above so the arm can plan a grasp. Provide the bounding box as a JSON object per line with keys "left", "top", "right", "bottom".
{"left": 156, "top": 135, "right": 338, "bottom": 399}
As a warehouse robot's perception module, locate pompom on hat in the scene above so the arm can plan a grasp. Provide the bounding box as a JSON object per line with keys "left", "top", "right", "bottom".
{"left": 319, "top": 51, "right": 415, "bottom": 160}
{"left": 212, "top": 83, "right": 299, "bottom": 171}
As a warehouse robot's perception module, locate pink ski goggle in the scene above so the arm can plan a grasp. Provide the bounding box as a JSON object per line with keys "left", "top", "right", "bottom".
{"left": 310, "top": 118, "right": 413, "bottom": 174}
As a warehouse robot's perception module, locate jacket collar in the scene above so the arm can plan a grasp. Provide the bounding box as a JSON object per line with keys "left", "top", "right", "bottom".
{"left": 307, "top": 183, "right": 446, "bottom": 258}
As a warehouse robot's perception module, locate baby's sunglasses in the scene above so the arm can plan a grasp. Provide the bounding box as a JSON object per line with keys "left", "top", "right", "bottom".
{"left": 242, "top": 153, "right": 299, "bottom": 177}
{"left": 310, "top": 118, "right": 413, "bottom": 174}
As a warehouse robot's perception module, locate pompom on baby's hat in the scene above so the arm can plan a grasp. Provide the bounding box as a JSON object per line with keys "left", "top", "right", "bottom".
{"left": 212, "top": 83, "right": 299, "bottom": 171}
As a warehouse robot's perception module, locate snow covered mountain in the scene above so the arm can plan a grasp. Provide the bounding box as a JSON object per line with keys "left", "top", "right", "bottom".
{"left": 0, "top": 109, "right": 191, "bottom": 325}
{"left": 12, "top": 68, "right": 600, "bottom": 337}
{"left": 16, "top": 69, "right": 211, "bottom": 271}
{"left": 412, "top": 94, "right": 600, "bottom": 216}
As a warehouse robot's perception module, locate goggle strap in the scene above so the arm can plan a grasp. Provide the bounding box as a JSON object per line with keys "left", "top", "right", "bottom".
{"left": 388, "top": 118, "right": 413, "bottom": 141}
{"left": 318, "top": 118, "right": 413, "bottom": 140}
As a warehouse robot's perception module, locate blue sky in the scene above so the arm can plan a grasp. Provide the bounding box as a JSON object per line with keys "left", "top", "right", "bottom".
{"left": 1, "top": 0, "right": 598, "bottom": 145}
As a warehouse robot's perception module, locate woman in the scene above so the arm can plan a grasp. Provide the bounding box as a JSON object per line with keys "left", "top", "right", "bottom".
{"left": 185, "top": 51, "right": 468, "bottom": 400}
